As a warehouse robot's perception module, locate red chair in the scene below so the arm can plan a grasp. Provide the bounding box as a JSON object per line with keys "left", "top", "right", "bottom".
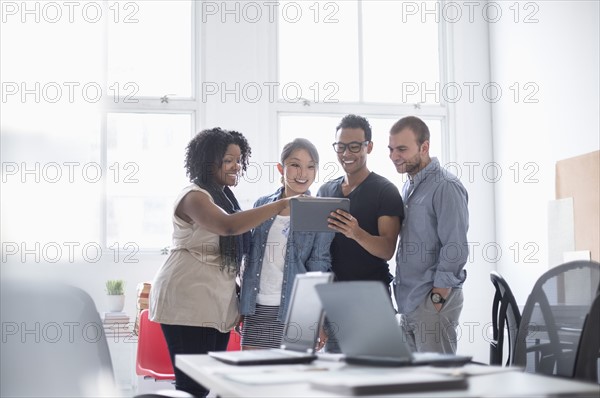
{"left": 136, "top": 309, "right": 175, "bottom": 380}
{"left": 136, "top": 308, "right": 240, "bottom": 382}
{"left": 227, "top": 326, "right": 241, "bottom": 351}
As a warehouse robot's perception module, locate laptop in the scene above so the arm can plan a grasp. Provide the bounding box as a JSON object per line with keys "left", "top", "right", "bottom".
{"left": 290, "top": 197, "right": 350, "bottom": 232}
{"left": 316, "top": 281, "right": 473, "bottom": 367}
{"left": 209, "top": 272, "right": 333, "bottom": 365}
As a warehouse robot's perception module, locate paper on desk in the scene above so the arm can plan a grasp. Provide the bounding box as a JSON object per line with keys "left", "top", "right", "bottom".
{"left": 218, "top": 363, "right": 346, "bottom": 385}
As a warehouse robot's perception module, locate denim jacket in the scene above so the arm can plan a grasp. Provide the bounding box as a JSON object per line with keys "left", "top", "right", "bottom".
{"left": 239, "top": 187, "right": 334, "bottom": 321}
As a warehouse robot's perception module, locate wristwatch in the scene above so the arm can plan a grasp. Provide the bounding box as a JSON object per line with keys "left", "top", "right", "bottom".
{"left": 430, "top": 292, "right": 446, "bottom": 304}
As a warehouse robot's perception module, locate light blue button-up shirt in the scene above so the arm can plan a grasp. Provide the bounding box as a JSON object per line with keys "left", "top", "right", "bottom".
{"left": 239, "top": 187, "right": 334, "bottom": 321}
{"left": 394, "top": 158, "right": 469, "bottom": 314}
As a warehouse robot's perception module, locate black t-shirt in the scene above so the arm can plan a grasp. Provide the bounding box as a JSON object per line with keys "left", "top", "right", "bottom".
{"left": 317, "top": 172, "right": 404, "bottom": 283}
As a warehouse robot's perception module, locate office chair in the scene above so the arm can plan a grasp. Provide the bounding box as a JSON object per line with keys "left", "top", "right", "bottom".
{"left": 227, "top": 327, "right": 242, "bottom": 351}
{"left": 136, "top": 309, "right": 176, "bottom": 381}
{"left": 489, "top": 271, "right": 522, "bottom": 366}
{"left": 0, "top": 278, "right": 117, "bottom": 397}
{"left": 514, "top": 260, "right": 600, "bottom": 377}
{"left": 573, "top": 293, "right": 600, "bottom": 382}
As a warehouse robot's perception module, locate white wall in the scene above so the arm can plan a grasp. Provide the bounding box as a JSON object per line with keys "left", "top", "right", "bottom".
{"left": 489, "top": 0, "right": 600, "bottom": 303}
{"left": 445, "top": 12, "right": 496, "bottom": 362}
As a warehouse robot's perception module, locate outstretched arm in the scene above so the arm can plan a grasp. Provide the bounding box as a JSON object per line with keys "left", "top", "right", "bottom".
{"left": 177, "top": 190, "right": 290, "bottom": 236}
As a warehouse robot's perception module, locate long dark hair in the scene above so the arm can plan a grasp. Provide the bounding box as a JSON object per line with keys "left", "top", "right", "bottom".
{"left": 184, "top": 127, "right": 251, "bottom": 273}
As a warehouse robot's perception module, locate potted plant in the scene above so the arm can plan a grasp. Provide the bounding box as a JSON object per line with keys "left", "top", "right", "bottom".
{"left": 105, "top": 279, "right": 125, "bottom": 312}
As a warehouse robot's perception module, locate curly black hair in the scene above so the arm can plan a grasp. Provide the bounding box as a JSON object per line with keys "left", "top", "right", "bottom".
{"left": 185, "top": 127, "right": 252, "bottom": 184}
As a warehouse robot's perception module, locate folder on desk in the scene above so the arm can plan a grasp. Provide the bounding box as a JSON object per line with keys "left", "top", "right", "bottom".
{"left": 209, "top": 272, "right": 332, "bottom": 365}
{"left": 310, "top": 371, "right": 467, "bottom": 395}
{"left": 316, "top": 281, "right": 472, "bottom": 367}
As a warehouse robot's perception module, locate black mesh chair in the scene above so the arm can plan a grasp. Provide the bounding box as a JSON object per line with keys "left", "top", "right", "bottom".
{"left": 489, "top": 271, "right": 522, "bottom": 366}
{"left": 573, "top": 293, "right": 600, "bottom": 382}
{"left": 514, "top": 260, "right": 600, "bottom": 378}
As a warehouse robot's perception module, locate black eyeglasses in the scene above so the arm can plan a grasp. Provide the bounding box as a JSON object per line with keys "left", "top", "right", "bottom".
{"left": 332, "top": 140, "right": 370, "bottom": 153}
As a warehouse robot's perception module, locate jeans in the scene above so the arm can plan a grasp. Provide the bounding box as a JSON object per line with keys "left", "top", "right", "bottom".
{"left": 160, "top": 324, "right": 230, "bottom": 397}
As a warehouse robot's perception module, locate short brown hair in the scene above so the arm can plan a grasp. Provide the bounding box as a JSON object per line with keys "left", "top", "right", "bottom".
{"left": 390, "top": 116, "right": 430, "bottom": 146}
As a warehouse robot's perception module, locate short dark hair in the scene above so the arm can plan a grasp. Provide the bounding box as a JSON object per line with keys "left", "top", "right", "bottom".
{"left": 390, "top": 116, "right": 430, "bottom": 146}
{"left": 280, "top": 138, "right": 319, "bottom": 164}
{"left": 336, "top": 114, "right": 372, "bottom": 142}
{"left": 185, "top": 127, "right": 251, "bottom": 184}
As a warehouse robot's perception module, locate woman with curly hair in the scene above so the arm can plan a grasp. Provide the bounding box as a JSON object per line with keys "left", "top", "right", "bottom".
{"left": 149, "top": 127, "right": 294, "bottom": 397}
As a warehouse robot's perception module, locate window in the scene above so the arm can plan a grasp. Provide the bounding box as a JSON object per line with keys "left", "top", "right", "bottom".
{"left": 104, "top": 1, "right": 197, "bottom": 251}
{"left": 107, "top": 1, "right": 193, "bottom": 98}
{"left": 276, "top": 0, "right": 449, "bottom": 188}
{"left": 1, "top": 0, "right": 197, "bottom": 261}
{"left": 106, "top": 113, "right": 192, "bottom": 249}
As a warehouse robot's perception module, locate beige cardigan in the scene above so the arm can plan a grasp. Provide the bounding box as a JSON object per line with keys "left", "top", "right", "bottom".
{"left": 149, "top": 184, "right": 238, "bottom": 332}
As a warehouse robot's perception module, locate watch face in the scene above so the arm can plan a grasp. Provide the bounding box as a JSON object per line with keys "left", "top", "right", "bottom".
{"left": 431, "top": 293, "right": 443, "bottom": 303}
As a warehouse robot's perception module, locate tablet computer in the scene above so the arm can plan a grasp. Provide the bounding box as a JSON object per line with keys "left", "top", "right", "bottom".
{"left": 290, "top": 197, "right": 350, "bottom": 232}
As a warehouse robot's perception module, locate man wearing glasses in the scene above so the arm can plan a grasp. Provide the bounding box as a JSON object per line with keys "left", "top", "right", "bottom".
{"left": 318, "top": 114, "right": 404, "bottom": 352}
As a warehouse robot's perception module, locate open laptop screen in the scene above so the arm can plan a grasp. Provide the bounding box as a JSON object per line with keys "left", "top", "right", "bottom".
{"left": 281, "top": 272, "right": 333, "bottom": 352}
{"left": 315, "top": 281, "right": 472, "bottom": 367}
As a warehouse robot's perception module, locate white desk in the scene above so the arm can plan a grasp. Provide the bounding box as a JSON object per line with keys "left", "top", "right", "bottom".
{"left": 176, "top": 355, "right": 600, "bottom": 397}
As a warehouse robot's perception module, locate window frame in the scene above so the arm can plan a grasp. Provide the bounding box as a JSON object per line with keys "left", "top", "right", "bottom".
{"left": 99, "top": 0, "right": 200, "bottom": 251}
{"left": 271, "top": 0, "right": 455, "bottom": 169}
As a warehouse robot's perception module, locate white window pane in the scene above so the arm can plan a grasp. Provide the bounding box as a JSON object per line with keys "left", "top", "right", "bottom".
{"left": 279, "top": 115, "right": 442, "bottom": 193}
{"left": 108, "top": 1, "right": 192, "bottom": 98}
{"left": 106, "top": 113, "right": 192, "bottom": 248}
{"left": 278, "top": 1, "right": 359, "bottom": 102}
{"left": 362, "top": 1, "right": 440, "bottom": 104}
{"left": 1, "top": 4, "right": 107, "bottom": 261}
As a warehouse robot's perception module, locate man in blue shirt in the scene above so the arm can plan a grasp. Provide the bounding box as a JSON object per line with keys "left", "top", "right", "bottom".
{"left": 388, "top": 116, "right": 469, "bottom": 354}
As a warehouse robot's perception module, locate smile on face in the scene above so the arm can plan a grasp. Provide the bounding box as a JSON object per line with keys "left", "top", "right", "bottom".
{"left": 388, "top": 128, "right": 429, "bottom": 176}
{"left": 281, "top": 148, "right": 317, "bottom": 196}
{"left": 215, "top": 144, "right": 242, "bottom": 187}
{"left": 335, "top": 127, "right": 372, "bottom": 176}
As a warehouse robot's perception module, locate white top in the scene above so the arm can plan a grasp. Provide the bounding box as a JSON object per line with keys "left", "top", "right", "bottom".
{"left": 149, "top": 184, "right": 238, "bottom": 332}
{"left": 256, "top": 215, "right": 290, "bottom": 306}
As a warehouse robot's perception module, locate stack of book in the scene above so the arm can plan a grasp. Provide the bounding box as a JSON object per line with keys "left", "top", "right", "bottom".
{"left": 134, "top": 282, "right": 151, "bottom": 335}
{"left": 102, "top": 311, "right": 131, "bottom": 339}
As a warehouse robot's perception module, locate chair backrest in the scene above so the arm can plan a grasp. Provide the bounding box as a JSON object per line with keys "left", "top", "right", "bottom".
{"left": 136, "top": 309, "right": 175, "bottom": 380}
{"left": 573, "top": 293, "right": 600, "bottom": 382}
{"left": 1, "top": 278, "right": 117, "bottom": 397}
{"left": 514, "top": 260, "right": 600, "bottom": 377}
{"left": 226, "top": 329, "right": 241, "bottom": 351}
{"left": 489, "top": 271, "right": 522, "bottom": 366}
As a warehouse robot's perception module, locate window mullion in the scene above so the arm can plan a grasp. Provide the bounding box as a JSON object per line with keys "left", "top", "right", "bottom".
{"left": 357, "top": 0, "right": 364, "bottom": 103}
{"left": 439, "top": 0, "right": 455, "bottom": 164}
